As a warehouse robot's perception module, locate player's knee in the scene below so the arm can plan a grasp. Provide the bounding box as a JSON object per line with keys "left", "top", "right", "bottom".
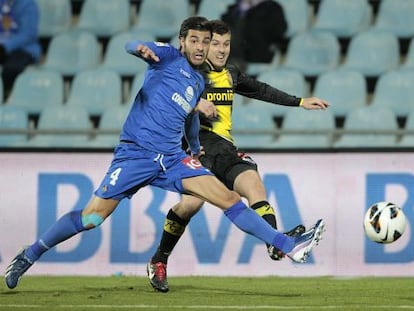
{"left": 81, "top": 213, "right": 104, "bottom": 229}
{"left": 172, "top": 199, "right": 202, "bottom": 219}
{"left": 225, "top": 190, "right": 241, "bottom": 205}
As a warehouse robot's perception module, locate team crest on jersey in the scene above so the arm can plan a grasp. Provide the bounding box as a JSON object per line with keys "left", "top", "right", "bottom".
{"left": 182, "top": 156, "right": 203, "bottom": 169}
{"left": 185, "top": 86, "right": 194, "bottom": 102}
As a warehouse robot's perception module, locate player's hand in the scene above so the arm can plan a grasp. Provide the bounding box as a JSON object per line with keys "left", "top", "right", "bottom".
{"left": 195, "top": 98, "right": 217, "bottom": 119}
{"left": 136, "top": 44, "right": 160, "bottom": 62}
{"left": 189, "top": 146, "right": 205, "bottom": 160}
{"left": 300, "top": 97, "right": 330, "bottom": 110}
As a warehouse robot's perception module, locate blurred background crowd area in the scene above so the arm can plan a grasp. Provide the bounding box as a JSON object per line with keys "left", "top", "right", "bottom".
{"left": 1, "top": 0, "right": 414, "bottom": 150}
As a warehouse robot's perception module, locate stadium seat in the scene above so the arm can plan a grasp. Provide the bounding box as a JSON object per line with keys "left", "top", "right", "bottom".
{"left": 397, "top": 111, "right": 414, "bottom": 147}
{"left": 125, "top": 71, "right": 146, "bottom": 105}
{"left": 246, "top": 52, "right": 281, "bottom": 76}
{"left": 100, "top": 31, "right": 150, "bottom": 78}
{"left": 197, "top": 0, "right": 234, "bottom": 20}
{"left": 42, "top": 30, "right": 101, "bottom": 76}
{"left": 255, "top": 68, "right": 309, "bottom": 117}
{"left": 6, "top": 69, "right": 64, "bottom": 115}
{"left": 341, "top": 29, "right": 400, "bottom": 77}
{"left": 277, "top": 0, "right": 310, "bottom": 37}
{"left": 132, "top": 0, "right": 190, "bottom": 39}
{"left": 66, "top": 68, "right": 123, "bottom": 116}
{"left": 231, "top": 100, "right": 277, "bottom": 149}
{"left": 0, "top": 106, "right": 29, "bottom": 147}
{"left": 313, "top": 0, "right": 372, "bottom": 38}
{"left": 370, "top": 69, "right": 414, "bottom": 118}
{"left": 76, "top": 0, "right": 130, "bottom": 38}
{"left": 312, "top": 68, "right": 367, "bottom": 118}
{"left": 36, "top": 0, "right": 72, "bottom": 38}
{"left": 333, "top": 106, "right": 398, "bottom": 148}
{"left": 374, "top": 0, "right": 414, "bottom": 38}
{"left": 271, "top": 108, "right": 335, "bottom": 149}
{"left": 28, "top": 105, "right": 93, "bottom": 148}
{"left": 283, "top": 30, "right": 340, "bottom": 77}
{"left": 90, "top": 105, "right": 130, "bottom": 148}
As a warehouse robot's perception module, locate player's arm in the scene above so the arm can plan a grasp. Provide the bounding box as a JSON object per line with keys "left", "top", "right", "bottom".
{"left": 196, "top": 98, "right": 217, "bottom": 119}
{"left": 231, "top": 65, "right": 329, "bottom": 109}
{"left": 125, "top": 41, "right": 179, "bottom": 64}
{"left": 184, "top": 111, "right": 201, "bottom": 157}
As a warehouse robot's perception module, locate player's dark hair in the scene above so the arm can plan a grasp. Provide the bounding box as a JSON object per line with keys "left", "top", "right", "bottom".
{"left": 178, "top": 16, "right": 212, "bottom": 39}
{"left": 209, "top": 19, "right": 231, "bottom": 36}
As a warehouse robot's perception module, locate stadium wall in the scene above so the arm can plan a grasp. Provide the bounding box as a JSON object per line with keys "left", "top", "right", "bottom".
{"left": 0, "top": 152, "right": 413, "bottom": 277}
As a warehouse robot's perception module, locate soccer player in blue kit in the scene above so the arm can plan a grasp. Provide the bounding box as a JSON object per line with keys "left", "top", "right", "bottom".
{"left": 5, "top": 17, "right": 324, "bottom": 290}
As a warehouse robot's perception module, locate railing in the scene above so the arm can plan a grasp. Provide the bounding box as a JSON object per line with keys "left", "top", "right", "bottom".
{"left": 0, "top": 129, "right": 414, "bottom": 135}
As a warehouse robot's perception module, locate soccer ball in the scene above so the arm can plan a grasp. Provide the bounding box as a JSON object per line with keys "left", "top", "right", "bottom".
{"left": 363, "top": 201, "right": 407, "bottom": 244}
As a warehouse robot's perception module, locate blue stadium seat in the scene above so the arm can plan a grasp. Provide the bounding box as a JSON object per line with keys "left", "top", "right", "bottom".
{"left": 232, "top": 100, "right": 277, "bottom": 149}
{"left": 341, "top": 29, "right": 400, "bottom": 77}
{"left": 283, "top": 30, "right": 340, "bottom": 77}
{"left": 333, "top": 106, "right": 398, "bottom": 148}
{"left": 90, "top": 105, "right": 130, "bottom": 148}
{"left": 132, "top": 0, "right": 190, "bottom": 39}
{"left": 42, "top": 30, "right": 101, "bottom": 76}
{"left": 374, "top": 0, "right": 414, "bottom": 38}
{"left": 313, "top": 0, "right": 372, "bottom": 38}
{"left": 6, "top": 69, "right": 64, "bottom": 115}
{"left": 100, "top": 31, "right": 150, "bottom": 78}
{"left": 255, "top": 68, "right": 309, "bottom": 117}
{"left": 313, "top": 68, "right": 367, "bottom": 118}
{"left": 28, "top": 105, "right": 93, "bottom": 148}
{"left": 370, "top": 68, "right": 414, "bottom": 118}
{"left": 125, "top": 71, "right": 146, "bottom": 105}
{"left": 0, "top": 106, "right": 29, "bottom": 147}
{"left": 36, "top": 0, "right": 72, "bottom": 38}
{"left": 398, "top": 111, "right": 414, "bottom": 147}
{"left": 76, "top": 0, "right": 130, "bottom": 37}
{"left": 271, "top": 108, "right": 335, "bottom": 149}
{"left": 277, "top": 0, "right": 310, "bottom": 37}
{"left": 66, "top": 68, "right": 123, "bottom": 116}
{"left": 246, "top": 52, "right": 281, "bottom": 77}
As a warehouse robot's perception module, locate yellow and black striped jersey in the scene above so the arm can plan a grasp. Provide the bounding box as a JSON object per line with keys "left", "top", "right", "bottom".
{"left": 199, "top": 61, "right": 302, "bottom": 143}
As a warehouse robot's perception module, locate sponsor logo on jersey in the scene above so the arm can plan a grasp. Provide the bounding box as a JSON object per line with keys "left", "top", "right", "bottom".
{"left": 172, "top": 92, "right": 192, "bottom": 113}
{"left": 205, "top": 88, "right": 234, "bottom": 105}
{"left": 155, "top": 42, "right": 169, "bottom": 47}
{"left": 180, "top": 68, "right": 191, "bottom": 78}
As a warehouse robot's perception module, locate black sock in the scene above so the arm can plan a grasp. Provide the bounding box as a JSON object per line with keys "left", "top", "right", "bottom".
{"left": 251, "top": 201, "right": 277, "bottom": 247}
{"left": 151, "top": 209, "right": 189, "bottom": 264}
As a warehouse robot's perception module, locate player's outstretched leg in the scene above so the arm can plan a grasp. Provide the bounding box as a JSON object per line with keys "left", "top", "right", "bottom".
{"left": 5, "top": 248, "right": 33, "bottom": 289}
{"left": 268, "top": 224, "right": 306, "bottom": 260}
{"left": 287, "top": 219, "right": 325, "bottom": 263}
{"left": 147, "top": 261, "right": 169, "bottom": 293}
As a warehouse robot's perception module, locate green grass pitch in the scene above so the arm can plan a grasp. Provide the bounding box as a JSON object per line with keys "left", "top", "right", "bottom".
{"left": 1, "top": 276, "right": 413, "bottom": 310}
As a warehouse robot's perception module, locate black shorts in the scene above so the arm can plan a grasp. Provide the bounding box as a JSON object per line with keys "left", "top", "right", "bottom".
{"left": 199, "top": 130, "right": 258, "bottom": 190}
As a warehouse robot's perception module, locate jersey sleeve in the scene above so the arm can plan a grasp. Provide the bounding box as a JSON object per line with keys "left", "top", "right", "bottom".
{"left": 184, "top": 112, "right": 201, "bottom": 155}
{"left": 230, "top": 64, "right": 302, "bottom": 107}
{"left": 125, "top": 40, "right": 180, "bottom": 65}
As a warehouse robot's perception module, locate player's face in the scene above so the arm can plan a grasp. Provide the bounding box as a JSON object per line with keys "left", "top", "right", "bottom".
{"left": 208, "top": 32, "right": 231, "bottom": 70}
{"left": 180, "top": 29, "right": 211, "bottom": 66}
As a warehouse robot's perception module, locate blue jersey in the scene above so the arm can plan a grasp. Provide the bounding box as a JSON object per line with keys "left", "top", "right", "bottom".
{"left": 94, "top": 40, "right": 213, "bottom": 201}
{"left": 121, "top": 41, "right": 204, "bottom": 155}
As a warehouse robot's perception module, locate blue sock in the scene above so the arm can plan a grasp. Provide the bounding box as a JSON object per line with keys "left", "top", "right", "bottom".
{"left": 224, "top": 200, "right": 295, "bottom": 253}
{"left": 25, "top": 210, "right": 86, "bottom": 262}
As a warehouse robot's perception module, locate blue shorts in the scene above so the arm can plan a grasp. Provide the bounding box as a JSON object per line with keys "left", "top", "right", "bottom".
{"left": 94, "top": 142, "right": 213, "bottom": 201}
